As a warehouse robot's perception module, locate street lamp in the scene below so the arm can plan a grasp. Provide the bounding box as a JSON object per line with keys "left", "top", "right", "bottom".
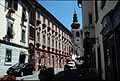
{"left": 77, "top": 0, "right": 82, "bottom": 8}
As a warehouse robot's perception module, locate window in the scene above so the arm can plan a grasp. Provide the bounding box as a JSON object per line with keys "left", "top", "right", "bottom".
{"left": 42, "top": 34, "right": 46, "bottom": 45}
{"left": 100, "top": 0, "right": 106, "bottom": 9}
{"left": 37, "top": 53, "right": 40, "bottom": 64}
{"left": 65, "top": 45, "right": 66, "bottom": 51}
{"left": 5, "top": 49, "right": 12, "bottom": 63}
{"left": 62, "top": 42, "right": 64, "bottom": 50}
{"left": 59, "top": 41, "right": 61, "bottom": 49}
{"left": 59, "top": 28, "right": 60, "bottom": 33}
{"left": 55, "top": 26, "right": 57, "bottom": 31}
{"left": 89, "top": 13, "right": 92, "bottom": 24}
{"left": 22, "top": 8, "right": 26, "bottom": 23}
{"left": 48, "top": 54, "right": 50, "bottom": 65}
{"left": 43, "top": 16, "right": 46, "bottom": 24}
{"left": 21, "top": 29, "right": 25, "bottom": 42}
{"left": 7, "top": 21, "right": 15, "bottom": 41}
{"left": 76, "top": 32, "right": 80, "bottom": 37}
{"left": 52, "top": 24, "right": 54, "bottom": 29}
{"left": 95, "top": 0, "right": 99, "bottom": 23}
{"left": 48, "top": 19, "right": 50, "bottom": 26}
{"left": 42, "top": 54, "right": 45, "bottom": 64}
{"left": 37, "top": 12, "right": 40, "bottom": 19}
{"left": 5, "top": 0, "right": 18, "bottom": 11}
{"left": 48, "top": 35, "right": 50, "bottom": 46}
{"left": 63, "top": 59, "right": 64, "bottom": 65}
{"left": 37, "top": 31, "right": 40, "bottom": 43}
{"left": 56, "top": 38, "right": 58, "bottom": 49}
{"left": 52, "top": 37, "right": 54, "bottom": 47}
{"left": 52, "top": 55, "right": 54, "bottom": 67}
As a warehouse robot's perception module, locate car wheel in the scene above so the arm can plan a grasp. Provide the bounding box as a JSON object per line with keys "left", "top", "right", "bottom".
{"left": 21, "top": 72, "right": 24, "bottom": 77}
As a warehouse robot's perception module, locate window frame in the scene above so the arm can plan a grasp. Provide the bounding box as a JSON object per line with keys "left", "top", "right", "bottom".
{"left": 4, "top": 49, "right": 12, "bottom": 66}
{"left": 76, "top": 32, "right": 80, "bottom": 37}
{"left": 48, "top": 35, "right": 50, "bottom": 47}
{"left": 89, "top": 13, "right": 93, "bottom": 25}
{"left": 6, "top": 21, "right": 15, "bottom": 41}
{"left": 5, "top": 0, "right": 18, "bottom": 11}
{"left": 21, "top": 29, "right": 26, "bottom": 42}
{"left": 36, "top": 30, "right": 40, "bottom": 43}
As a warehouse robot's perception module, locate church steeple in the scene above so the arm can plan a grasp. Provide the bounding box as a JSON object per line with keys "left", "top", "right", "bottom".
{"left": 71, "top": 8, "right": 80, "bottom": 29}
{"left": 73, "top": 8, "right": 78, "bottom": 22}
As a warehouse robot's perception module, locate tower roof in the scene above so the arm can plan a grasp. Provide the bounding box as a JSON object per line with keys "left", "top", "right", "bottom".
{"left": 71, "top": 8, "right": 80, "bottom": 29}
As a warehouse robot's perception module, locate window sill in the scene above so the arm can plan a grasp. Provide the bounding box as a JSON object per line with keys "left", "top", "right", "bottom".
{"left": 4, "top": 62, "right": 12, "bottom": 66}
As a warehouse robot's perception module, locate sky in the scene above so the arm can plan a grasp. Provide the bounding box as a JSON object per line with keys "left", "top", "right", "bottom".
{"left": 38, "top": 0, "right": 82, "bottom": 30}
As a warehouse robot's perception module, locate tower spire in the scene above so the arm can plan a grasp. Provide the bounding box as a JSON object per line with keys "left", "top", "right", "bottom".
{"left": 71, "top": 8, "right": 80, "bottom": 29}
{"left": 74, "top": 8, "right": 76, "bottom": 14}
{"left": 73, "top": 8, "right": 78, "bottom": 23}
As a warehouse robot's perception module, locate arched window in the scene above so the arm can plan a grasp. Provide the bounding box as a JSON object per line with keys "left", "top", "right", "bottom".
{"left": 76, "top": 32, "right": 80, "bottom": 37}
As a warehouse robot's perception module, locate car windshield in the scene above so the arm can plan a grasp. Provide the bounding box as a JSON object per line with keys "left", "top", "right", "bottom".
{"left": 12, "top": 63, "right": 24, "bottom": 68}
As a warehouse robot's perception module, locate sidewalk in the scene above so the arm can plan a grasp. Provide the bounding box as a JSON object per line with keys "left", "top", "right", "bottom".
{"left": 16, "top": 71, "right": 39, "bottom": 80}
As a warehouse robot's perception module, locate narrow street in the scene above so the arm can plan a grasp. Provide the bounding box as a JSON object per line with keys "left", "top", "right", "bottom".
{"left": 0, "top": 0, "right": 120, "bottom": 80}
{"left": 16, "top": 72, "right": 39, "bottom": 80}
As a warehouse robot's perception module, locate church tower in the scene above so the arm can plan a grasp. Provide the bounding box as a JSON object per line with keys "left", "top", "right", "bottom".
{"left": 70, "top": 9, "right": 83, "bottom": 61}
{"left": 71, "top": 9, "right": 82, "bottom": 48}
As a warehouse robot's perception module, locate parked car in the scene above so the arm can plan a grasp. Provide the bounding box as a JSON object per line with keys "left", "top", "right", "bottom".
{"left": 6, "top": 63, "right": 35, "bottom": 77}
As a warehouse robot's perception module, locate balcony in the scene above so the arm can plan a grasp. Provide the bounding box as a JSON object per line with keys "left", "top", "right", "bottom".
{"left": 47, "top": 46, "right": 51, "bottom": 50}
{"left": 58, "top": 33, "right": 61, "bottom": 37}
{"left": 59, "top": 50, "right": 61, "bottom": 53}
{"left": 42, "top": 44, "right": 46, "bottom": 49}
{"left": 52, "top": 29, "right": 55, "bottom": 34}
{"left": 55, "top": 49, "right": 58, "bottom": 52}
{"left": 47, "top": 26, "right": 51, "bottom": 32}
{"left": 42, "top": 24, "right": 46, "bottom": 29}
{"left": 9, "top": 8, "right": 16, "bottom": 13}
{"left": 55, "top": 31, "right": 58, "bottom": 35}
{"left": 52, "top": 47, "right": 54, "bottom": 52}
{"left": 36, "top": 20, "right": 41, "bottom": 26}
{"left": 36, "top": 43, "right": 40, "bottom": 49}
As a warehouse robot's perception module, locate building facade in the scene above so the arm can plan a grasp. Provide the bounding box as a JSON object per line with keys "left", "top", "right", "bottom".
{"left": 99, "top": 1, "right": 120, "bottom": 80}
{"left": 78, "top": 0, "right": 96, "bottom": 73}
{"left": 0, "top": 0, "right": 30, "bottom": 75}
{"left": 27, "top": 1, "right": 73, "bottom": 73}
{"left": 78, "top": 0, "right": 120, "bottom": 80}
{"left": 0, "top": 0, "right": 75, "bottom": 76}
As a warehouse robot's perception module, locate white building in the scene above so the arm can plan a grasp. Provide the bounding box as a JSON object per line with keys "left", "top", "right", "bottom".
{"left": 0, "top": 0, "right": 29, "bottom": 76}
{"left": 70, "top": 10, "right": 84, "bottom": 63}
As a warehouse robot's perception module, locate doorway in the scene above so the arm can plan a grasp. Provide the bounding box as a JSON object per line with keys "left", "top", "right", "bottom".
{"left": 19, "top": 54, "right": 26, "bottom": 63}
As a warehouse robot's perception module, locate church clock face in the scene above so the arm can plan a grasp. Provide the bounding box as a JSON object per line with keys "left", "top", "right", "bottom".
{"left": 77, "top": 39, "right": 79, "bottom": 42}
{"left": 76, "top": 38, "right": 80, "bottom": 43}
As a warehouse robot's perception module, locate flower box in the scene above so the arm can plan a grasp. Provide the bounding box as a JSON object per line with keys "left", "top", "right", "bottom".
{"left": 9, "top": 8, "right": 15, "bottom": 13}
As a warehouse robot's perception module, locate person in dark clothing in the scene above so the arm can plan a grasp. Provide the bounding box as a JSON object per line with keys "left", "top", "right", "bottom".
{"left": 38, "top": 64, "right": 46, "bottom": 80}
